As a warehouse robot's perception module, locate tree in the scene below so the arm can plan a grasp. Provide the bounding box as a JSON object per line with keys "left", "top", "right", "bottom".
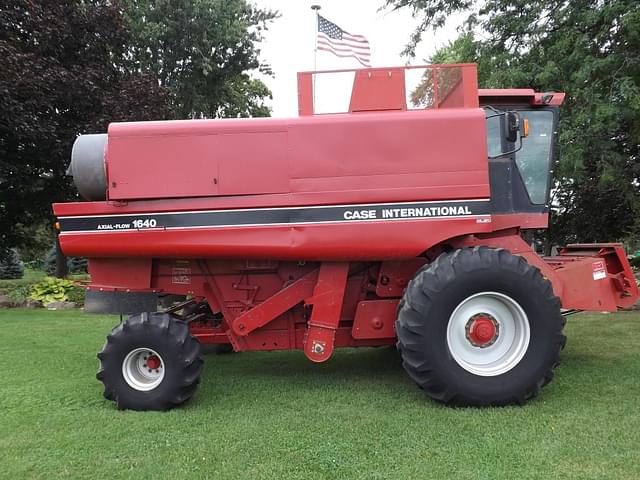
{"left": 123, "top": 0, "right": 278, "bottom": 118}
{"left": 386, "top": 0, "right": 640, "bottom": 247}
{"left": 1, "top": 0, "right": 276, "bottom": 266}
{"left": 45, "top": 245, "right": 87, "bottom": 276}
{"left": 0, "top": 249, "right": 23, "bottom": 280}
{"left": 0, "top": 1, "right": 174, "bottom": 265}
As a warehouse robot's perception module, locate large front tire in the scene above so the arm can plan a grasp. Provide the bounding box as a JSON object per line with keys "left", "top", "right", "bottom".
{"left": 397, "top": 247, "right": 565, "bottom": 406}
{"left": 97, "top": 313, "right": 203, "bottom": 411}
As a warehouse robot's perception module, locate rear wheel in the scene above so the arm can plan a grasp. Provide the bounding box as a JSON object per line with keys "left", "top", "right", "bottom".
{"left": 97, "top": 312, "right": 203, "bottom": 411}
{"left": 396, "top": 247, "right": 565, "bottom": 406}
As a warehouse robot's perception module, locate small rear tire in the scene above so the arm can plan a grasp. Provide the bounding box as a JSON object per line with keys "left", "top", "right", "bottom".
{"left": 97, "top": 312, "right": 203, "bottom": 411}
{"left": 396, "top": 247, "right": 565, "bottom": 406}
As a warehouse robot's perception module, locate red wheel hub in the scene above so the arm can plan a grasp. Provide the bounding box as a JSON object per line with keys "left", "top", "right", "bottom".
{"left": 146, "top": 355, "right": 161, "bottom": 370}
{"left": 466, "top": 315, "right": 498, "bottom": 347}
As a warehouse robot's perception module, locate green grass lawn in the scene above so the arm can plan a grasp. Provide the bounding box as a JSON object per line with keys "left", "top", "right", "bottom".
{"left": 0, "top": 269, "right": 47, "bottom": 294}
{"left": 1, "top": 309, "right": 639, "bottom": 480}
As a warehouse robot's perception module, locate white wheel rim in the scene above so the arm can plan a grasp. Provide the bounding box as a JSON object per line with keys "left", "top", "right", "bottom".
{"left": 122, "top": 348, "right": 165, "bottom": 391}
{"left": 446, "top": 292, "right": 530, "bottom": 376}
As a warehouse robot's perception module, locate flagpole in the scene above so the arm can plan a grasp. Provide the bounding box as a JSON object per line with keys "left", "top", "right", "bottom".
{"left": 311, "top": 4, "right": 321, "bottom": 111}
{"left": 311, "top": 4, "right": 320, "bottom": 71}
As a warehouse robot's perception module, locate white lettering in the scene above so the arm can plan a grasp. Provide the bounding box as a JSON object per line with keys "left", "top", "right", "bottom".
{"left": 371, "top": 204, "right": 478, "bottom": 220}
{"left": 132, "top": 219, "right": 157, "bottom": 229}
{"left": 344, "top": 210, "right": 377, "bottom": 220}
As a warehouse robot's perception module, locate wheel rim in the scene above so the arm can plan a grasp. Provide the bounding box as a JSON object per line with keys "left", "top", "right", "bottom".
{"left": 446, "top": 292, "right": 530, "bottom": 376}
{"left": 122, "top": 348, "right": 165, "bottom": 391}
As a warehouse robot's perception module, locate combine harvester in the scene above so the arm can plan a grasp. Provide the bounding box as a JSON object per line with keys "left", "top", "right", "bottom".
{"left": 54, "top": 64, "right": 638, "bottom": 410}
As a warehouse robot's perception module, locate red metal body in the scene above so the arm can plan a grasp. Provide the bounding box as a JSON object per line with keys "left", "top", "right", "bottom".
{"left": 53, "top": 64, "right": 638, "bottom": 362}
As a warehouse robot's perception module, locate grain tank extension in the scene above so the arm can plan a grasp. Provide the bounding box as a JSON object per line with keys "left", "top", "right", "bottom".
{"left": 53, "top": 64, "right": 638, "bottom": 410}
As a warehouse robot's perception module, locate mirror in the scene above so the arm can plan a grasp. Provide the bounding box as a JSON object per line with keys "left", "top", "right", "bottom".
{"left": 505, "top": 112, "right": 520, "bottom": 143}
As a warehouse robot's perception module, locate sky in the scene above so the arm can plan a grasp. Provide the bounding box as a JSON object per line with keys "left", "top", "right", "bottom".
{"left": 252, "top": 0, "right": 464, "bottom": 117}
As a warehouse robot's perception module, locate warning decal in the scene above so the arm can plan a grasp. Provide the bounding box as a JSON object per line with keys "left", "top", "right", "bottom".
{"left": 592, "top": 261, "right": 606, "bottom": 281}
{"left": 172, "top": 267, "right": 192, "bottom": 285}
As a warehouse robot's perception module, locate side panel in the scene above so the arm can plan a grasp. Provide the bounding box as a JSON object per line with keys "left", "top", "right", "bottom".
{"left": 352, "top": 300, "right": 398, "bottom": 339}
{"left": 546, "top": 244, "right": 639, "bottom": 310}
{"left": 217, "top": 132, "right": 289, "bottom": 196}
{"left": 288, "top": 109, "right": 488, "bottom": 198}
{"left": 107, "top": 134, "right": 220, "bottom": 199}
{"left": 89, "top": 258, "right": 152, "bottom": 289}
{"left": 107, "top": 130, "right": 290, "bottom": 200}
{"left": 58, "top": 215, "right": 493, "bottom": 260}
{"left": 104, "top": 108, "right": 489, "bottom": 202}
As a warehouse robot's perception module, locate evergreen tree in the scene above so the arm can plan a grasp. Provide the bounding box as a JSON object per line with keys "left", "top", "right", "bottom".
{"left": 0, "top": 249, "right": 23, "bottom": 280}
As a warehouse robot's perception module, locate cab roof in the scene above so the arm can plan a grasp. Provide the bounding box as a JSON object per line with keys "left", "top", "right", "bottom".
{"left": 479, "top": 89, "right": 565, "bottom": 106}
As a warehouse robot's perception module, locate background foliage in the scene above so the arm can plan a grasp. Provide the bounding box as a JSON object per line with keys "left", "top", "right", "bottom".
{"left": 0, "top": 1, "right": 173, "bottom": 261}
{"left": 123, "top": 0, "right": 277, "bottom": 119}
{"left": 387, "top": 0, "right": 640, "bottom": 250}
{"left": 0, "top": 0, "right": 276, "bottom": 263}
{"left": 0, "top": 249, "right": 23, "bottom": 280}
{"left": 44, "top": 246, "right": 87, "bottom": 276}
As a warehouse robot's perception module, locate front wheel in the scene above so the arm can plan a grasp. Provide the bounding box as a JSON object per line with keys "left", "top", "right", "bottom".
{"left": 97, "top": 312, "right": 203, "bottom": 411}
{"left": 396, "top": 247, "right": 565, "bottom": 406}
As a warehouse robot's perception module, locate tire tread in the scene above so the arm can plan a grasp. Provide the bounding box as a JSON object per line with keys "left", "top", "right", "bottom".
{"left": 96, "top": 312, "right": 203, "bottom": 411}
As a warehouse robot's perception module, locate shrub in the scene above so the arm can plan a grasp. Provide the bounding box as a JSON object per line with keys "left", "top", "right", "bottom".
{"left": 69, "top": 256, "right": 88, "bottom": 274}
{"left": 7, "top": 284, "right": 32, "bottom": 305}
{"left": 29, "top": 277, "right": 77, "bottom": 305}
{"left": 44, "top": 247, "right": 59, "bottom": 276}
{"left": 65, "top": 284, "right": 86, "bottom": 306}
{"left": 0, "top": 250, "right": 24, "bottom": 279}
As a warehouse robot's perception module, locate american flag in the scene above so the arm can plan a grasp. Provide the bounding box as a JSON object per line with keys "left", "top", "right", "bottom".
{"left": 316, "top": 15, "right": 371, "bottom": 67}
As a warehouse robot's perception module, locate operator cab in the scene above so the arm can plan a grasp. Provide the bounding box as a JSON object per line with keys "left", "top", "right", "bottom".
{"left": 297, "top": 66, "right": 564, "bottom": 218}
{"left": 479, "top": 90, "right": 565, "bottom": 214}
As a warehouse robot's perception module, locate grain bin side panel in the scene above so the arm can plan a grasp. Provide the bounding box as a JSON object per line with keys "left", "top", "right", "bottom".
{"left": 106, "top": 123, "right": 290, "bottom": 201}
{"left": 104, "top": 107, "right": 489, "bottom": 202}
{"left": 288, "top": 108, "right": 489, "bottom": 199}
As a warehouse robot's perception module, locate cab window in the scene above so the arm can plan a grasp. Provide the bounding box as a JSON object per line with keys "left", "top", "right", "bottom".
{"left": 515, "top": 110, "right": 554, "bottom": 204}
{"left": 484, "top": 109, "right": 503, "bottom": 158}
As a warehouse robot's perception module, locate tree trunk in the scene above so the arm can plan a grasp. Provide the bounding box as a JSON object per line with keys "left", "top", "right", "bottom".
{"left": 542, "top": 209, "right": 553, "bottom": 256}
{"left": 54, "top": 235, "right": 68, "bottom": 278}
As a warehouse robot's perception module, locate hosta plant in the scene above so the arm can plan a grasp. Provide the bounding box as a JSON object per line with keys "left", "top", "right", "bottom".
{"left": 29, "top": 277, "right": 76, "bottom": 305}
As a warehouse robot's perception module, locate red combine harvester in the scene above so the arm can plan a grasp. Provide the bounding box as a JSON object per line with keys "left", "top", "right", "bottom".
{"left": 53, "top": 64, "right": 638, "bottom": 410}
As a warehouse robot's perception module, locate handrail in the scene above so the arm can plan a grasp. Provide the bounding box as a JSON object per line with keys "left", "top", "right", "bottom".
{"left": 297, "top": 63, "right": 479, "bottom": 116}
